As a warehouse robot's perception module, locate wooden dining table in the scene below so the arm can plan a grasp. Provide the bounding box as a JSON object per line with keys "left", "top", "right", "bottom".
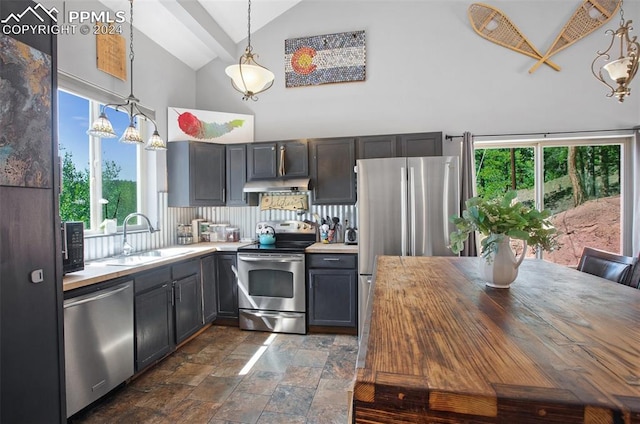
{"left": 353, "top": 256, "right": 640, "bottom": 423}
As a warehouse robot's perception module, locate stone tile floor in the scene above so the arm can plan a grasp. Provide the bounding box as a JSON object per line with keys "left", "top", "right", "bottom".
{"left": 69, "top": 325, "right": 358, "bottom": 423}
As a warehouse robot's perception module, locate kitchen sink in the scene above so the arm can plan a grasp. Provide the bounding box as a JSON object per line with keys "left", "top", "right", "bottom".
{"left": 101, "top": 248, "right": 195, "bottom": 266}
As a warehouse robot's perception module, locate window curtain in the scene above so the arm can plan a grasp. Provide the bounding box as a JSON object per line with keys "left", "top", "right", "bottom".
{"left": 460, "top": 131, "right": 478, "bottom": 257}
{"left": 633, "top": 130, "right": 640, "bottom": 256}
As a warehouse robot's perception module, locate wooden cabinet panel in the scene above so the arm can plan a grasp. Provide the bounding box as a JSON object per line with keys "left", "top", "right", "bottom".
{"left": 168, "top": 141, "right": 225, "bottom": 206}
{"left": 201, "top": 255, "right": 217, "bottom": 323}
{"left": 307, "top": 254, "right": 358, "bottom": 328}
{"left": 357, "top": 135, "right": 397, "bottom": 159}
{"left": 310, "top": 138, "right": 356, "bottom": 204}
{"left": 135, "top": 279, "right": 174, "bottom": 372}
{"left": 226, "top": 144, "right": 257, "bottom": 206}
{"left": 398, "top": 132, "right": 443, "bottom": 157}
{"left": 308, "top": 268, "right": 357, "bottom": 327}
{"left": 174, "top": 273, "right": 202, "bottom": 344}
{"left": 216, "top": 254, "right": 239, "bottom": 320}
{"left": 247, "top": 142, "right": 277, "bottom": 180}
{"left": 278, "top": 140, "right": 308, "bottom": 178}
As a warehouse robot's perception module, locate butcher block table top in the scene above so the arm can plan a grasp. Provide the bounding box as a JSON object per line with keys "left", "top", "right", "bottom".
{"left": 353, "top": 256, "right": 640, "bottom": 423}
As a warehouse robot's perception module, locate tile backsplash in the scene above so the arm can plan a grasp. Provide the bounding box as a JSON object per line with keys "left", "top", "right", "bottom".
{"left": 84, "top": 191, "right": 356, "bottom": 261}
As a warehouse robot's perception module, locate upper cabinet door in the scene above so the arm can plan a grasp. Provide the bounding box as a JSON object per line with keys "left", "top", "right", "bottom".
{"left": 277, "top": 140, "right": 308, "bottom": 178}
{"left": 310, "top": 138, "right": 356, "bottom": 205}
{"left": 226, "top": 144, "right": 257, "bottom": 206}
{"left": 398, "top": 132, "right": 443, "bottom": 157}
{"left": 247, "top": 142, "right": 277, "bottom": 180}
{"left": 191, "top": 143, "right": 225, "bottom": 205}
{"left": 168, "top": 141, "right": 225, "bottom": 207}
{"left": 357, "top": 135, "right": 398, "bottom": 159}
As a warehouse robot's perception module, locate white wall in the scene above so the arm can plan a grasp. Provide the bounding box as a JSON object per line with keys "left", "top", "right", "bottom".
{"left": 43, "top": 0, "right": 197, "bottom": 201}
{"left": 196, "top": 0, "right": 640, "bottom": 141}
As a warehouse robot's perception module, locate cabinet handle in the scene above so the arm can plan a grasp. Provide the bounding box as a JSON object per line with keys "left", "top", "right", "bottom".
{"left": 279, "top": 146, "right": 285, "bottom": 176}
{"left": 323, "top": 257, "right": 341, "bottom": 261}
{"left": 222, "top": 188, "right": 226, "bottom": 202}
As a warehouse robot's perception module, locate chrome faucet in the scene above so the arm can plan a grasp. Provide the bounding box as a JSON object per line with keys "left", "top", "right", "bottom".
{"left": 122, "top": 213, "right": 157, "bottom": 255}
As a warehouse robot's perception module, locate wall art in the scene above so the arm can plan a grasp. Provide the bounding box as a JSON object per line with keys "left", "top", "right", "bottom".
{"left": 0, "top": 34, "right": 52, "bottom": 188}
{"left": 168, "top": 107, "right": 254, "bottom": 143}
{"left": 285, "top": 30, "right": 366, "bottom": 87}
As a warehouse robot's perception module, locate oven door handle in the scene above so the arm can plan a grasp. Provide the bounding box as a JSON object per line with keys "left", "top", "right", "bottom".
{"left": 243, "top": 310, "right": 304, "bottom": 319}
{"left": 238, "top": 256, "right": 303, "bottom": 263}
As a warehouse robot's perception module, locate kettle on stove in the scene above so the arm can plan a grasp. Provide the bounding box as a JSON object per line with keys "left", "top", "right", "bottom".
{"left": 258, "top": 225, "right": 276, "bottom": 245}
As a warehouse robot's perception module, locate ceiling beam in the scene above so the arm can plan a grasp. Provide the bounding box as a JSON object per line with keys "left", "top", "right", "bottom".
{"left": 165, "top": 0, "right": 237, "bottom": 63}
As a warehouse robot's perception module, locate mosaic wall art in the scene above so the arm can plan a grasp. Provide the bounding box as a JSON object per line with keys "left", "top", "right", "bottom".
{"left": 168, "top": 108, "right": 254, "bottom": 143}
{"left": 285, "top": 30, "right": 366, "bottom": 87}
{"left": 0, "top": 34, "right": 52, "bottom": 188}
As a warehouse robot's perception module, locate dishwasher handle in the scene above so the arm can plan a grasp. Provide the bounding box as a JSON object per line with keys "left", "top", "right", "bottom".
{"left": 64, "top": 282, "right": 132, "bottom": 309}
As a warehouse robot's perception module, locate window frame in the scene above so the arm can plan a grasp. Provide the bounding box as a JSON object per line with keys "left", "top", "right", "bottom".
{"left": 58, "top": 87, "right": 150, "bottom": 235}
{"left": 473, "top": 133, "right": 634, "bottom": 257}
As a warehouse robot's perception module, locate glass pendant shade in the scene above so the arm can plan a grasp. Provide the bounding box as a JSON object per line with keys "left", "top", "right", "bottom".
{"left": 226, "top": 63, "right": 275, "bottom": 96}
{"left": 603, "top": 57, "right": 632, "bottom": 81}
{"left": 120, "top": 124, "right": 144, "bottom": 144}
{"left": 87, "top": 112, "right": 117, "bottom": 138}
{"left": 145, "top": 130, "right": 167, "bottom": 151}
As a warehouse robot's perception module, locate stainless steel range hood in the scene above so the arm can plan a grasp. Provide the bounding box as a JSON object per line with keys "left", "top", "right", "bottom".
{"left": 243, "top": 178, "right": 310, "bottom": 193}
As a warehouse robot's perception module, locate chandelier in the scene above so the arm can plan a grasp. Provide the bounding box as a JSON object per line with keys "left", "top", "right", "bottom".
{"left": 591, "top": 0, "right": 639, "bottom": 102}
{"left": 225, "top": 0, "right": 274, "bottom": 101}
{"left": 87, "top": 0, "right": 166, "bottom": 150}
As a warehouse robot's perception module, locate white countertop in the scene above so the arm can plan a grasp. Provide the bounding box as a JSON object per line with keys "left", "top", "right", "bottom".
{"left": 305, "top": 242, "right": 358, "bottom": 254}
{"left": 63, "top": 242, "right": 251, "bottom": 292}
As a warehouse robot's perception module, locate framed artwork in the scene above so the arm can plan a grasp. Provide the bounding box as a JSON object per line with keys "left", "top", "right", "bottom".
{"left": 285, "top": 30, "right": 366, "bottom": 88}
{"left": 168, "top": 107, "right": 254, "bottom": 144}
{"left": 0, "top": 34, "right": 52, "bottom": 188}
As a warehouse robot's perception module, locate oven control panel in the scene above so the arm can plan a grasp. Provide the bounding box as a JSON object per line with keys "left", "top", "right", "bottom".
{"left": 256, "top": 220, "right": 316, "bottom": 234}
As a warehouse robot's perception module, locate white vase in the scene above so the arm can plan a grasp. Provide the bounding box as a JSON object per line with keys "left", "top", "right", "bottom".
{"left": 480, "top": 237, "right": 527, "bottom": 288}
{"left": 103, "top": 219, "right": 117, "bottom": 235}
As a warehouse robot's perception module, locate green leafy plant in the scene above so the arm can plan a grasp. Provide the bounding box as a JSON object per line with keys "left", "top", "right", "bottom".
{"left": 450, "top": 190, "right": 559, "bottom": 259}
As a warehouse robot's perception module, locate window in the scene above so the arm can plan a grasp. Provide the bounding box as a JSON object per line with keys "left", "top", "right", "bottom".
{"left": 58, "top": 89, "right": 145, "bottom": 232}
{"left": 475, "top": 136, "right": 630, "bottom": 266}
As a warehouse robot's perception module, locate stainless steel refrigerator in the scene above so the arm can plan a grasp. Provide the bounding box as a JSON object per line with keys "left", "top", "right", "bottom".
{"left": 356, "top": 156, "right": 460, "bottom": 336}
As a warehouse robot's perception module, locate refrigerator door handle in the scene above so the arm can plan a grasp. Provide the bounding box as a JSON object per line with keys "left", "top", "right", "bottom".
{"left": 409, "top": 166, "right": 416, "bottom": 256}
{"left": 400, "top": 166, "right": 408, "bottom": 256}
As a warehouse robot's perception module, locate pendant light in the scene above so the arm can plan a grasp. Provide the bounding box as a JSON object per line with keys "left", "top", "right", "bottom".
{"left": 225, "top": 0, "right": 274, "bottom": 101}
{"left": 87, "top": 0, "right": 166, "bottom": 150}
{"left": 591, "top": 0, "right": 639, "bottom": 102}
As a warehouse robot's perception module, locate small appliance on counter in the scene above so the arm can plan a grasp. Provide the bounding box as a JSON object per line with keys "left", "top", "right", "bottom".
{"left": 344, "top": 227, "right": 358, "bottom": 245}
{"left": 62, "top": 221, "right": 84, "bottom": 275}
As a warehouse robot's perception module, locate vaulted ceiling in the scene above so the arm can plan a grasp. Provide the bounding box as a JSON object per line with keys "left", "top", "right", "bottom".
{"left": 98, "top": 0, "right": 302, "bottom": 70}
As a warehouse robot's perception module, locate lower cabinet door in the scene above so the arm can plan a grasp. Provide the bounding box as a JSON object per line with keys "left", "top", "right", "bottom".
{"left": 216, "top": 254, "right": 239, "bottom": 319}
{"left": 308, "top": 269, "right": 357, "bottom": 327}
{"left": 201, "top": 255, "right": 218, "bottom": 323}
{"left": 175, "top": 274, "right": 203, "bottom": 344}
{"left": 135, "top": 283, "right": 174, "bottom": 372}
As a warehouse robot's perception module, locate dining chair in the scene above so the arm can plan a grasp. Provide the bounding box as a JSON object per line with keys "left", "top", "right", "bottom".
{"left": 576, "top": 247, "right": 636, "bottom": 285}
{"left": 626, "top": 253, "right": 640, "bottom": 289}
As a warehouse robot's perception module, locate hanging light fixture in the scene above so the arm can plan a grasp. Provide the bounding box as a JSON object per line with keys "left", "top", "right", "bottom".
{"left": 225, "top": 0, "right": 274, "bottom": 101}
{"left": 87, "top": 0, "right": 166, "bottom": 150}
{"left": 591, "top": 0, "right": 639, "bottom": 102}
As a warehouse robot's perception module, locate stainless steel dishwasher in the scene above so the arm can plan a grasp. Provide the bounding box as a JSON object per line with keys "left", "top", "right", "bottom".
{"left": 64, "top": 280, "right": 134, "bottom": 417}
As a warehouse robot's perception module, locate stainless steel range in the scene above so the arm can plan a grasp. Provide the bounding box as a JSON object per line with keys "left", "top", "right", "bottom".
{"left": 237, "top": 220, "right": 316, "bottom": 334}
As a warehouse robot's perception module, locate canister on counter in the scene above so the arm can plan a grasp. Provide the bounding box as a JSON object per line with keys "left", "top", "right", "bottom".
{"left": 225, "top": 227, "right": 240, "bottom": 242}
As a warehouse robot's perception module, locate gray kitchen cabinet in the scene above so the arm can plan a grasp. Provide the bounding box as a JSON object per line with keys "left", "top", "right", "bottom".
{"left": 134, "top": 267, "right": 174, "bottom": 372}
{"left": 309, "top": 137, "right": 357, "bottom": 205}
{"left": 201, "top": 255, "right": 218, "bottom": 323}
{"left": 168, "top": 141, "right": 226, "bottom": 207}
{"left": 173, "top": 259, "right": 203, "bottom": 344}
{"left": 398, "top": 132, "right": 443, "bottom": 157}
{"left": 247, "top": 140, "right": 308, "bottom": 180}
{"left": 307, "top": 254, "right": 357, "bottom": 328}
{"left": 357, "top": 132, "right": 443, "bottom": 159}
{"left": 216, "top": 254, "right": 239, "bottom": 320}
{"left": 226, "top": 144, "right": 258, "bottom": 206}
{"left": 357, "top": 135, "right": 398, "bottom": 159}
